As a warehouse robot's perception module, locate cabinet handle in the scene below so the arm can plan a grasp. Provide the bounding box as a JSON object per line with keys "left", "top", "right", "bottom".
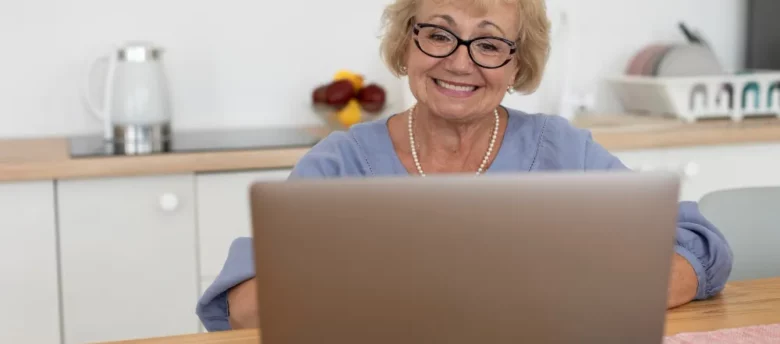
{"left": 159, "top": 193, "right": 179, "bottom": 211}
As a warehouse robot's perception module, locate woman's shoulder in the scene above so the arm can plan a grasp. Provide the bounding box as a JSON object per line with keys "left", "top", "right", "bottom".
{"left": 503, "top": 107, "right": 609, "bottom": 170}
{"left": 289, "top": 119, "right": 388, "bottom": 178}
{"left": 505, "top": 107, "right": 592, "bottom": 142}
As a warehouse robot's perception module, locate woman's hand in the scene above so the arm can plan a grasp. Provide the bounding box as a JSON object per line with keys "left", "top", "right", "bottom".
{"left": 227, "top": 278, "right": 260, "bottom": 329}
{"left": 667, "top": 253, "right": 699, "bottom": 309}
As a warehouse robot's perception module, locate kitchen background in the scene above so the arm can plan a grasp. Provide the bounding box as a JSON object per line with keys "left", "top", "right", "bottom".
{"left": 4, "top": 1, "right": 780, "bottom": 344}
{"left": 0, "top": 0, "right": 746, "bottom": 138}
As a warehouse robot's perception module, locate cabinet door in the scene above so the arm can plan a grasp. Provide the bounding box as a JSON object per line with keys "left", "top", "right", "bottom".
{"left": 613, "top": 149, "right": 693, "bottom": 199}
{"left": 614, "top": 143, "right": 780, "bottom": 201}
{"left": 612, "top": 149, "right": 671, "bottom": 172}
{"left": 57, "top": 174, "right": 200, "bottom": 344}
{"left": 0, "top": 181, "right": 61, "bottom": 344}
{"left": 660, "top": 143, "right": 780, "bottom": 201}
{"left": 196, "top": 169, "right": 290, "bottom": 283}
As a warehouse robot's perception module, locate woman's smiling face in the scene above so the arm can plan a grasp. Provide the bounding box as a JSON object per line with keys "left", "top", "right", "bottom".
{"left": 406, "top": 0, "right": 520, "bottom": 121}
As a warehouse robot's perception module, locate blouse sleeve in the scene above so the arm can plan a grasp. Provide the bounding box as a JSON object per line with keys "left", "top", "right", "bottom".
{"left": 583, "top": 134, "right": 734, "bottom": 299}
{"left": 196, "top": 134, "right": 346, "bottom": 330}
{"left": 196, "top": 237, "right": 255, "bottom": 331}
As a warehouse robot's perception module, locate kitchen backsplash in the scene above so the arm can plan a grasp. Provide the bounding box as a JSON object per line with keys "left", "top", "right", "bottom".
{"left": 0, "top": 0, "right": 746, "bottom": 138}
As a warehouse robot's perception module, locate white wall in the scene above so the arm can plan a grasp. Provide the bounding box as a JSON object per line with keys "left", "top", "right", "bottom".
{"left": 0, "top": 0, "right": 746, "bottom": 138}
{"left": 503, "top": 0, "right": 746, "bottom": 116}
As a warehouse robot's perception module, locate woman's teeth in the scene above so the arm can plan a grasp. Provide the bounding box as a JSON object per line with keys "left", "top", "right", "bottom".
{"left": 435, "top": 79, "right": 477, "bottom": 92}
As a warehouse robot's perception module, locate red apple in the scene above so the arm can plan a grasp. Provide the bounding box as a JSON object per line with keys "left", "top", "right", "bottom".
{"left": 325, "top": 80, "right": 356, "bottom": 107}
{"left": 312, "top": 85, "right": 328, "bottom": 104}
{"left": 357, "top": 84, "right": 386, "bottom": 112}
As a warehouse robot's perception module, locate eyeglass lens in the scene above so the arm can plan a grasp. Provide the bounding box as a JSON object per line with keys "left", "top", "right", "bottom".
{"left": 415, "top": 25, "right": 513, "bottom": 68}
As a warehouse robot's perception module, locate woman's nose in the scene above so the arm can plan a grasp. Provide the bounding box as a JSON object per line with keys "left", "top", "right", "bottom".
{"left": 446, "top": 45, "right": 475, "bottom": 73}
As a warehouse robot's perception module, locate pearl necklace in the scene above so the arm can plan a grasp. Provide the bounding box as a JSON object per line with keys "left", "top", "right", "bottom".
{"left": 407, "top": 105, "right": 500, "bottom": 177}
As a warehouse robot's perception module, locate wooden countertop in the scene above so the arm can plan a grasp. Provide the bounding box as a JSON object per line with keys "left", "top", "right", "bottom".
{"left": 0, "top": 136, "right": 311, "bottom": 182}
{"left": 1, "top": 115, "right": 779, "bottom": 182}
{"left": 576, "top": 114, "right": 780, "bottom": 151}
{"left": 105, "top": 277, "right": 780, "bottom": 343}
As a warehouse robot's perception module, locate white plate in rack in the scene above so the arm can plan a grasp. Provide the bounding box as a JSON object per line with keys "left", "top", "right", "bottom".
{"left": 656, "top": 44, "right": 725, "bottom": 77}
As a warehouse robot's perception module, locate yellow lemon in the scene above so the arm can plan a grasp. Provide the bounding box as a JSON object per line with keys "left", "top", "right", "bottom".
{"left": 333, "top": 70, "right": 364, "bottom": 92}
{"left": 336, "top": 99, "right": 362, "bottom": 128}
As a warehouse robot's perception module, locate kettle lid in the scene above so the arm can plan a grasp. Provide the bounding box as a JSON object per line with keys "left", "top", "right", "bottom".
{"left": 118, "top": 41, "right": 164, "bottom": 62}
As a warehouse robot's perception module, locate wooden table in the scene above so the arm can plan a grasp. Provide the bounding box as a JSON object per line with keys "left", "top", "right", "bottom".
{"left": 108, "top": 277, "right": 780, "bottom": 343}
{"left": 664, "top": 277, "right": 780, "bottom": 335}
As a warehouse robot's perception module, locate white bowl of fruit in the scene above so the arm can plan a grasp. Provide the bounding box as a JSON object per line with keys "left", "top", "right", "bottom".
{"left": 312, "top": 70, "right": 388, "bottom": 130}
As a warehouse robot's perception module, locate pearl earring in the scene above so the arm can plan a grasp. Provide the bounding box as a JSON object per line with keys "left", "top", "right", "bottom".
{"left": 507, "top": 85, "right": 515, "bottom": 94}
{"left": 400, "top": 66, "right": 408, "bottom": 73}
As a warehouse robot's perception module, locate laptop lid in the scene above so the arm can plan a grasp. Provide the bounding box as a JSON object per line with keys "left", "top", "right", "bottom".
{"left": 250, "top": 172, "right": 680, "bottom": 344}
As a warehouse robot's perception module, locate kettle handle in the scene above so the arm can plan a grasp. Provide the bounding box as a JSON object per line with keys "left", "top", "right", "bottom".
{"left": 82, "top": 54, "right": 117, "bottom": 121}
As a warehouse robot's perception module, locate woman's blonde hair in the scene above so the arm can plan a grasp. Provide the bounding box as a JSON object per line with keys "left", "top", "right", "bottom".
{"left": 379, "top": 0, "right": 550, "bottom": 94}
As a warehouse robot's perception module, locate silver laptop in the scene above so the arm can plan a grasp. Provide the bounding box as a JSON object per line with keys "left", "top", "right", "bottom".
{"left": 249, "top": 172, "right": 680, "bottom": 344}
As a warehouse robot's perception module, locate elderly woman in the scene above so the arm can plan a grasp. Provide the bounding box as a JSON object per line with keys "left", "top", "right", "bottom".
{"left": 196, "top": 0, "right": 733, "bottom": 331}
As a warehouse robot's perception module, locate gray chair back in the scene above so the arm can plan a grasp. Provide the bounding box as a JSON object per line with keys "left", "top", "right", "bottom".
{"left": 699, "top": 186, "right": 780, "bottom": 281}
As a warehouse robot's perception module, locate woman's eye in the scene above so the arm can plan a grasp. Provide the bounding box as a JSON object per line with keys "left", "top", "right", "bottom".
{"left": 429, "top": 33, "right": 451, "bottom": 42}
{"left": 477, "top": 43, "right": 498, "bottom": 51}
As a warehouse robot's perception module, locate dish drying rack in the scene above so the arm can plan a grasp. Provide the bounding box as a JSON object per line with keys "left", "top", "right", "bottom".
{"left": 607, "top": 71, "right": 780, "bottom": 123}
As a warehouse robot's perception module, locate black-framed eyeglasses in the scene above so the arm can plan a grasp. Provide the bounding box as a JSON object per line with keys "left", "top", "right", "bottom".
{"left": 412, "top": 23, "right": 517, "bottom": 69}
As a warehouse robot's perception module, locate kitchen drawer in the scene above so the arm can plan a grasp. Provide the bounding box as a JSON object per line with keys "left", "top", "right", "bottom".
{"left": 196, "top": 169, "right": 291, "bottom": 280}
{"left": 614, "top": 143, "right": 780, "bottom": 201}
{"left": 657, "top": 143, "right": 780, "bottom": 201}
{"left": 613, "top": 148, "right": 671, "bottom": 172}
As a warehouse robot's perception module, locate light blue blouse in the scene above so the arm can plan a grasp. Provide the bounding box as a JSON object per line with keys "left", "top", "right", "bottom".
{"left": 196, "top": 108, "right": 733, "bottom": 331}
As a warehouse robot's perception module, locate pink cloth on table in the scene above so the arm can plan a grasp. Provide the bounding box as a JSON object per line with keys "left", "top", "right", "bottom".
{"left": 663, "top": 323, "right": 780, "bottom": 344}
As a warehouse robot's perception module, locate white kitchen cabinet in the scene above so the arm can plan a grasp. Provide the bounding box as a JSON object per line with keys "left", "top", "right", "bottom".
{"left": 663, "top": 143, "right": 780, "bottom": 201}
{"left": 613, "top": 143, "right": 780, "bottom": 201}
{"left": 56, "top": 174, "right": 200, "bottom": 344}
{"left": 0, "top": 181, "right": 61, "bottom": 344}
{"left": 196, "top": 169, "right": 291, "bottom": 283}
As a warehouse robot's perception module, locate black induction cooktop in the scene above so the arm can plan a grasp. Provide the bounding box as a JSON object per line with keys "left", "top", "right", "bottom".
{"left": 68, "top": 127, "right": 322, "bottom": 158}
